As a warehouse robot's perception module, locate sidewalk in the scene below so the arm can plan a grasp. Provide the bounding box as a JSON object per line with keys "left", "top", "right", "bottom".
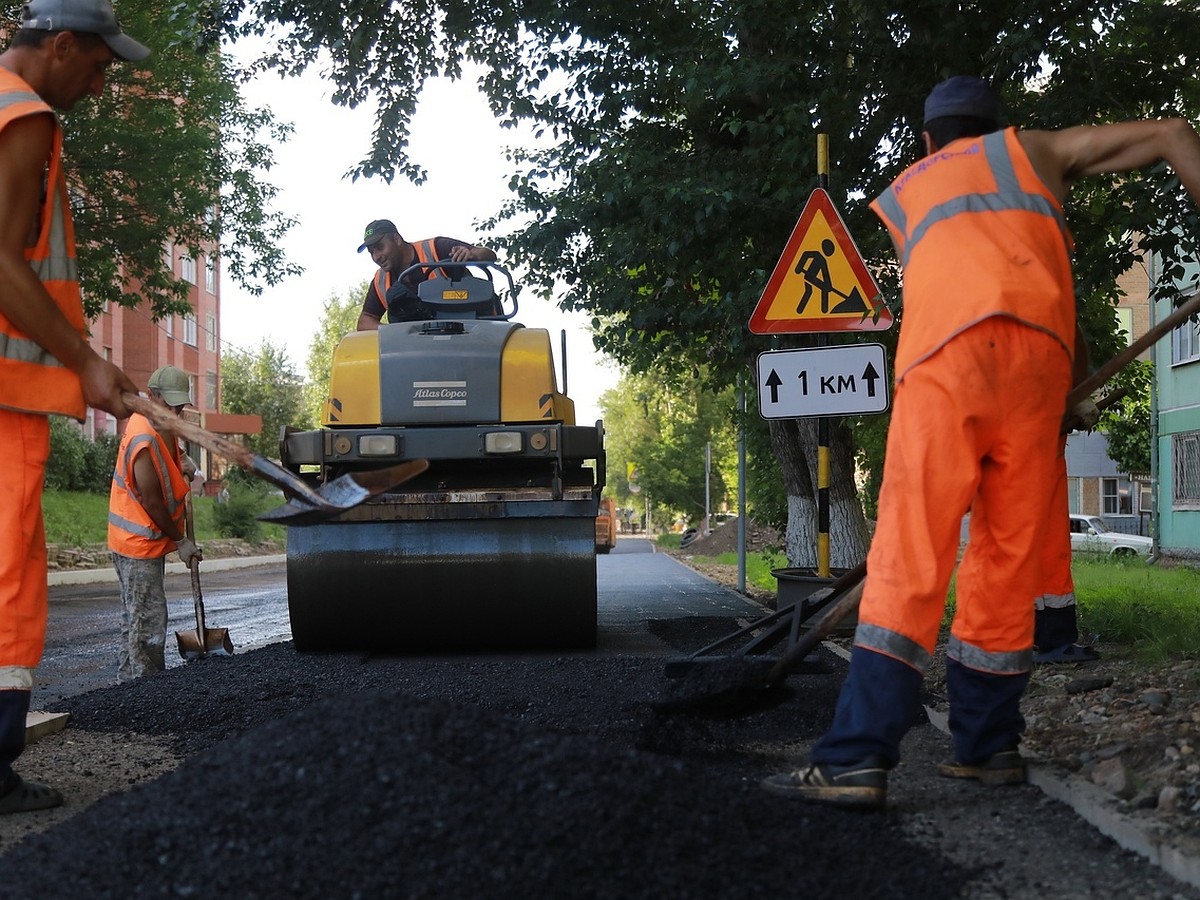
{"left": 47, "top": 553, "right": 287, "bottom": 587}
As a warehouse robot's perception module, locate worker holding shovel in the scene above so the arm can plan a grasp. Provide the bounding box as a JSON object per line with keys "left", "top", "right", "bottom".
{"left": 0, "top": 0, "right": 149, "bottom": 816}
{"left": 108, "top": 366, "right": 203, "bottom": 682}
{"left": 763, "top": 76, "right": 1200, "bottom": 809}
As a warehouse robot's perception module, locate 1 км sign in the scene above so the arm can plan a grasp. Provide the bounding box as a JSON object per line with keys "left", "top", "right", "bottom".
{"left": 757, "top": 344, "right": 890, "bottom": 419}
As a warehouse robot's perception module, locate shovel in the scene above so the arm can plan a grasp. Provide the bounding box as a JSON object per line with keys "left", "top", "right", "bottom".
{"left": 175, "top": 493, "right": 234, "bottom": 660}
{"left": 121, "top": 393, "right": 428, "bottom": 524}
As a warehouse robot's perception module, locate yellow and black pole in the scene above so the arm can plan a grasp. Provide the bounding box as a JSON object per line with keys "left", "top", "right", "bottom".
{"left": 815, "top": 134, "right": 831, "bottom": 578}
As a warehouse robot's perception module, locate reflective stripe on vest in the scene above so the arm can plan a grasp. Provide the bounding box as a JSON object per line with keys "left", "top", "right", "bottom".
{"left": 376, "top": 239, "right": 444, "bottom": 313}
{"left": 107, "top": 414, "right": 189, "bottom": 557}
{"left": 873, "top": 131, "right": 1070, "bottom": 267}
{"left": 0, "top": 69, "right": 85, "bottom": 419}
{"left": 871, "top": 127, "right": 1076, "bottom": 383}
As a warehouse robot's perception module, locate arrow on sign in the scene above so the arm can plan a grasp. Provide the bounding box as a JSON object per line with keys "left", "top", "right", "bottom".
{"left": 765, "top": 369, "right": 783, "bottom": 404}
{"left": 862, "top": 362, "right": 880, "bottom": 397}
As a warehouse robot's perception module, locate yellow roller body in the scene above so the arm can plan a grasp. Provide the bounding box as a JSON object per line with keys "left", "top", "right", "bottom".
{"left": 280, "top": 264, "right": 605, "bottom": 653}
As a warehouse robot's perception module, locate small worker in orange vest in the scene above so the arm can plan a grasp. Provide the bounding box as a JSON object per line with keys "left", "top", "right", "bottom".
{"left": 763, "top": 76, "right": 1200, "bottom": 809}
{"left": 108, "top": 366, "right": 202, "bottom": 683}
{"left": 354, "top": 218, "right": 498, "bottom": 330}
{"left": 0, "top": 0, "right": 148, "bottom": 815}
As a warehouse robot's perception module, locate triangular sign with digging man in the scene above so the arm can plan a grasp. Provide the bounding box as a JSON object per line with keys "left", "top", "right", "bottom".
{"left": 749, "top": 188, "right": 893, "bottom": 334}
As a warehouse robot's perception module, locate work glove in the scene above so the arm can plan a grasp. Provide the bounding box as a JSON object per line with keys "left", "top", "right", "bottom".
{"left": 176, "top": 537, "right": 203, "bottom": 567}
{"left": 181, "top": 454, "right": 199, "bottom": 480}
{"left": 1065, "top": 398, "right": 1101, "bottom": 432}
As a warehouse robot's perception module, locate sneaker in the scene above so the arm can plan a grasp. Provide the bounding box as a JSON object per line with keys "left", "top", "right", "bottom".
{"left": 0, "top": 775, "right": 63, "bottom": 815}
{"left": 761, "top": 755, "right": 888, "bottom": 809}
{"left": 937, "top": 749, "right": 1026, "bottom": 785}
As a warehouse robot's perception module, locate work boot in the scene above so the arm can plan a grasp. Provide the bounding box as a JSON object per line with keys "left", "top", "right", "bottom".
{"left": 761, "top": 755, "right": 888, "bottom": 809}
{"left": 937, "top": 748, "right": 1026, "bottom": 785}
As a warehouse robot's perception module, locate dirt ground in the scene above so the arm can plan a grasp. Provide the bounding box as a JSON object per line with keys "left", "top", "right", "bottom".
{"left": 671, "top": 521, "right": 1200, "bottom": 843}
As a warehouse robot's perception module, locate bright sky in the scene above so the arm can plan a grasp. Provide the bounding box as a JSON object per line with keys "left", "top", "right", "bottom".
{"left": 219, "top": 66, "right": 620, "bottom": 425}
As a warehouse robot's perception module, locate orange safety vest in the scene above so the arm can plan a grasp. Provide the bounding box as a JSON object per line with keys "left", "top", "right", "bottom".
{"left": 107, "top": 413, "right": 189, "bottom": 559}
{"left": 373, "top": 238, "right": 446, "bottom": 313}
{"left": 871, "top": 127, "right": 1076, "bottom": 383}
{"left": 0, "top": 69, "right": 86, "bottom": 420}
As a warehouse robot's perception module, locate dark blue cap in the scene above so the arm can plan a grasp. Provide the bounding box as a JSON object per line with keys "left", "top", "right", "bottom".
{"left": 923, "top": 76, "right": 1000, "bottom": 126}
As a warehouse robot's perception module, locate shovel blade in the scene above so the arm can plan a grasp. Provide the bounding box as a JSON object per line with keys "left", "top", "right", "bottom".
{"left": 258, "top": 459, "right": 430, "bottom": 525}
{"left": 175, "top": 627, "right": 234, "bottom": 661}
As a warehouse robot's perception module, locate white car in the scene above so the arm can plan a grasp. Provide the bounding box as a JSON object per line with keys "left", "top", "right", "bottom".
{"left": 1068, "top": 514, "right": 1152, "bottom": 559}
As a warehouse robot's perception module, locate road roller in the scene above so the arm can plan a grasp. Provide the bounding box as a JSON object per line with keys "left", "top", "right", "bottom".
{"left": 277, "top": 262, "right": 605, "bottom": 652}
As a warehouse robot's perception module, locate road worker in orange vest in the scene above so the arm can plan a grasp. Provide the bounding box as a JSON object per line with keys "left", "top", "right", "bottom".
{"left": 0, "top": 0, "right": 148, "bottom": 816}
{"left": 108, "top": 366, "right": 202, "bottom": 684}
{"left": 354, "top": 218, "right": 498, "bottom": 330}
{"left": 763, "top": 76, "right": 1200, "bottom": 809}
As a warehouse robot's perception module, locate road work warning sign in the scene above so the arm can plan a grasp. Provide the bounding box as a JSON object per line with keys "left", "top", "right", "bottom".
{"left": 748, "top": 188, "right": 892, "bottom": 334}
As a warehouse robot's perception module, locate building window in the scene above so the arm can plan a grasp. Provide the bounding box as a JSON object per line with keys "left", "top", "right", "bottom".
{"left": 164, "top": 314, "right": 174, "bottom": 337}
{"left": 184, "top": 313, "right": 197, "bottom": 346}
{"left": 206, "top": 314, "right": 217, "bottom": 351}
{"left": 1173, "top": 297, "right": 1200, "bottom": 364}
{"left": 1101, "top": 477, "right": 1133, "bottom": 515}
{"left": 205, "top": 257, "right": 216, "bottom": 294}
{"left": 206, "top": 371, "right": 218, "bottom": 409}
{"left": 1173, "top": 431, "right": 1200, "bottom": 507}
{"left": 164, "top": 242, "right": 173, "bottom": 272}
{"left": 181, "top": 254, "right": 197, "bottom": 285}
{"left": 188, "top": 374, "right": 197, "bottom": 407}
{"left": 1067, "top": 477, "right": 1082, "bottom": 514}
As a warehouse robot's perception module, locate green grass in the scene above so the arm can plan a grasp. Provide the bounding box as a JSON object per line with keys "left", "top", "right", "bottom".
{"left": 1074, "top": 558, "right": 1200, "bottom": 660}
{"left": 42, "top": 489, "right": 286, "bottom": 546}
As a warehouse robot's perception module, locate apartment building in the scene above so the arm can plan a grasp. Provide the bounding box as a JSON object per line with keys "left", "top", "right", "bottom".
{"left": 85, "top": 239, "right": 258, "bottom": 487}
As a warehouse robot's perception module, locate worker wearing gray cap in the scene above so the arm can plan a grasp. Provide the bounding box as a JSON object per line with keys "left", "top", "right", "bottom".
{"left": 0, "top": 0, "right": 148, "bottom": 816}
{"left": 108, "top": 367, "right": 203, "bottom": 683}
{"left": 764, "top": 75, "right": 1200, "bottom": 809}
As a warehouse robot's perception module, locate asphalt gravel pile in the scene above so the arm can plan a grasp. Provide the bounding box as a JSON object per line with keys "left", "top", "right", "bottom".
{"left": 3, "top": 637, "right": 980, "bottom": 899}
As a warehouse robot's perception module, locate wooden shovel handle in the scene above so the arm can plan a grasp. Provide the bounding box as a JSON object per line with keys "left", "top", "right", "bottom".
{"left": 122, "top": 393, "right": 255, "bottom": 470}
{"left": 1066, "top": 292, "right": 1200, "bottom": 410}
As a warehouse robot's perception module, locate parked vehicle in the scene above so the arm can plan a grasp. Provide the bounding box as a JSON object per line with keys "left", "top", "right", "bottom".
{"left": 1069, "top": 514, "right": 1152, "bottom": 559}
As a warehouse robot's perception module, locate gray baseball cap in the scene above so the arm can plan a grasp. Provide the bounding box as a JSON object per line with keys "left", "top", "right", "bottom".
{"left": 148, "top": 366, "right": 192, "bottom": 408}
{"left": 21, "top": 0, "right": 151, "bottom": 62}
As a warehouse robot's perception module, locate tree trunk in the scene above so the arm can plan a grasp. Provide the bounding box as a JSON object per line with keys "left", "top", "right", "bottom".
{"left": 768, "top": 417, "right": 871, "bottom": 569}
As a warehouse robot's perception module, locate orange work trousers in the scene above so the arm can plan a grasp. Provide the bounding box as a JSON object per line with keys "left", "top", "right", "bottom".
{"left": 858, "top": 317, "right": 1071, "bottom": 671}
{"left": 0, "top": 409, "right": 51, "bottom": 684}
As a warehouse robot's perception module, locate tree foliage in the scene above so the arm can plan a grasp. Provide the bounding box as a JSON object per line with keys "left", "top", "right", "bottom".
{"left": 599, "top": 371, "right": 738, "bottom": 526}
{"left": 304, "top": 283, "right": 365, "bottom": 426}
{"left": 219, "top": 340, "right": 306, "bottom": 457}
{"left": 1097, "top": 360, "right": 1153, "bottom": 475}
{"left": 1, "top": 0, "right": 299, "bottom": 319}
{"left": 219, "top": 0, "right": 1200, "bottom": 559}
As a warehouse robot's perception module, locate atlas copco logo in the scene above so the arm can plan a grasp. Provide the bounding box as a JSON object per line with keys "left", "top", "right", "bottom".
{"left": 412, "top": 381, "right": 468, "bottom": 407}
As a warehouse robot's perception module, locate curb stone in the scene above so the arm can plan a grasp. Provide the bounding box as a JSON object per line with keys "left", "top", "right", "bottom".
{"left": 47, "top": 554, "right": 287, "bottom": 587}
